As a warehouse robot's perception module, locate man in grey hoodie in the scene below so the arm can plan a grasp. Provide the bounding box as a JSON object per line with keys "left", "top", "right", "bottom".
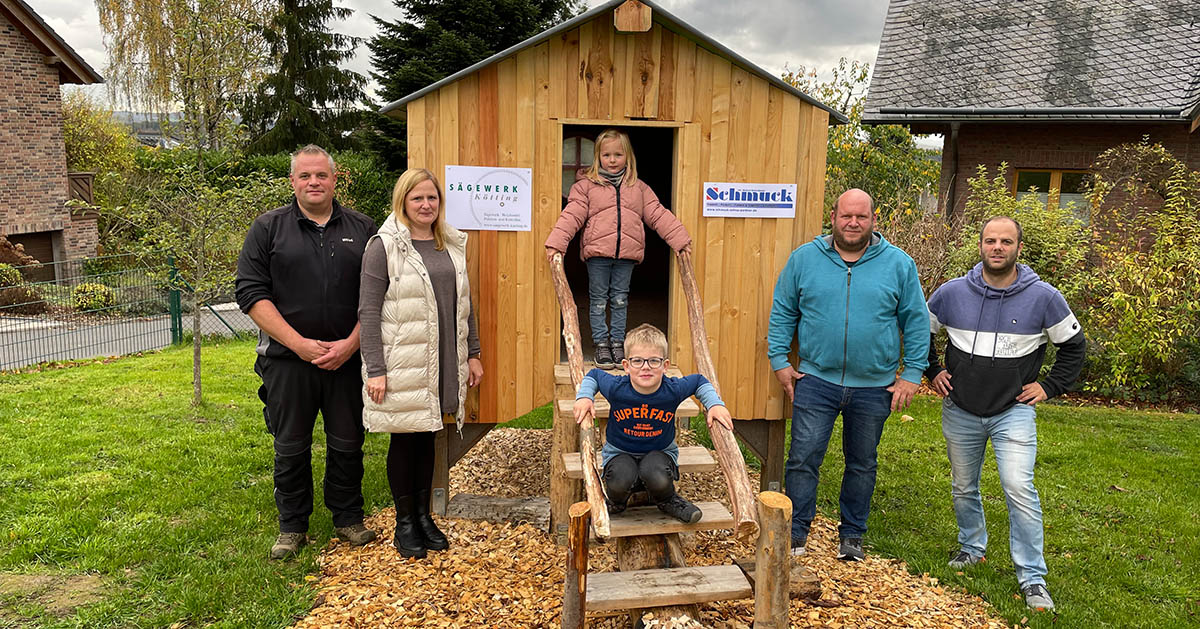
{"left": 925, "top": 216, "right": 1085, "bottom": 612}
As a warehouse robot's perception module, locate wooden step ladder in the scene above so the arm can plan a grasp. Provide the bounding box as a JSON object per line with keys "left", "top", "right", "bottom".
{"left": 549, "top": 250, "right": 792, "bottom": 628}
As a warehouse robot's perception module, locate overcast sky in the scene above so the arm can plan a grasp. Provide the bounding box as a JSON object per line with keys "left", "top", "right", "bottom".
{"left": 27, "top": 0, "right": 891, "bottom": 104}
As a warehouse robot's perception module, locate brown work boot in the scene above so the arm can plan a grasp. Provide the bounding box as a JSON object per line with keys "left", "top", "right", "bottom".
{"left": 334, "top": 523, "right": 378, "bottom": 546}
{"left": 269, "top": 532, "right": 307, "bottom": 560}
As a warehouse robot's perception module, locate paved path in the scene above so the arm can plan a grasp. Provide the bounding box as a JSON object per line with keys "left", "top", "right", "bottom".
{"left": 0, "top": 303, "right": 258, "bottom": 370}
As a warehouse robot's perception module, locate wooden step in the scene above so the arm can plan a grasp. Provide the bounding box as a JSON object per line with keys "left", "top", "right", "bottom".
{"left": 585, "top": 565, "right": 751, "bottom": 612}
{"left": 555, "top": 362, "right": 685, "bottom": 384}
{"left": 555, "top": 396, "right": 701, "bottom": 419}
{"left": 562, "top": 446, "right": 716, "bottom": 479}
{"left": 607, "top": 501, "right": 734, "bottom": 538}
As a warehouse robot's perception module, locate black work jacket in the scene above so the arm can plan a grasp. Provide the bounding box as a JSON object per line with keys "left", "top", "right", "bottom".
{"left": 235, "top": 198, "right": 377, "bottom": 360}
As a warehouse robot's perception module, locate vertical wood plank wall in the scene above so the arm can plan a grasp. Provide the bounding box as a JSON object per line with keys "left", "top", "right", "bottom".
{"left": 405, "top": 10, "right": 829, "bottom": 423}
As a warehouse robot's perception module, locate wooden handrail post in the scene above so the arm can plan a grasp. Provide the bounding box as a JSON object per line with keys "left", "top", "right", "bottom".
{"left": 563, "top": 501, "right": 592, "bottom": 629}
{"left": 676, "top": 250, "right": 759, "bottom": 542}
{"left": 549, "top": 252, "right": 611, "bottom": 538}
{"left": 753, "top": 491, "right": 792, "bottom": 627}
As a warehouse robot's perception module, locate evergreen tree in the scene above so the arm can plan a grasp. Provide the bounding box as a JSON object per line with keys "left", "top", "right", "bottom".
{"left": 368, "top": 0, "right": 582, "bottom": 170}
{"left": 243, "top": 0, "right": 368, "bottom": 154}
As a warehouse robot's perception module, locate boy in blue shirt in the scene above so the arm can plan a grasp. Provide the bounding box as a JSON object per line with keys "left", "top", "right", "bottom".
{"left": 573, "top": 324, "right": 733, "bottom": 523}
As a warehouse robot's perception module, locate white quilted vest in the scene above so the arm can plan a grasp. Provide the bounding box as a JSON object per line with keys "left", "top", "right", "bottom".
{"left": 361, "top": 214, "right": 471, "bottom": 434}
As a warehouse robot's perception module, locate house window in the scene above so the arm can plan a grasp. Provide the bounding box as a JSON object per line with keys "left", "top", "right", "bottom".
{"left": 1013, "top": 169, "right": 1090, "bottom": 216}
{"left": 562, "top": 134, "right": 595, "bottom": 199}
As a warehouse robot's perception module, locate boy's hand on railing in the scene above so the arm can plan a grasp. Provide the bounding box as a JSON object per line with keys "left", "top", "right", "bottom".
{"left": 706, "top": 404, "right": 733, "bottom": 431}
{"left": 573, "top": 398, "right": 595, "bottom": 425}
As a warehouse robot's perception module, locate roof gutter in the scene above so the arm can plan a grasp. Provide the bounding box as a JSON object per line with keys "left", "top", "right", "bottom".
{"left": 868, "top": 106, "right": 1187, "bottom": 121}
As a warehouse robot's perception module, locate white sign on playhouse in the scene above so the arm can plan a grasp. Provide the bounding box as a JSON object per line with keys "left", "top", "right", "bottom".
{"left": 702, "top": 182, "right": 797, "bottom": 218}
{"left": 444, "top": 165, "right": 532, "bottom": 231}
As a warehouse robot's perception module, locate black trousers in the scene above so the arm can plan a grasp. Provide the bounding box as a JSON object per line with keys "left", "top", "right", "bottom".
{"left": 255, "top": 355, "right": 366, "bottom": 533}
{"left": 602, "top": 450, "right": 679, "bottom": 505}
{"left": 386, "top": 431, "right": 436, "bottom": 502}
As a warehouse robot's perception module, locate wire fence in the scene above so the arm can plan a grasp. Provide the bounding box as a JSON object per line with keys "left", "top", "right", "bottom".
{"left": 0, "top": 252, "right": 258, "bottom": 371}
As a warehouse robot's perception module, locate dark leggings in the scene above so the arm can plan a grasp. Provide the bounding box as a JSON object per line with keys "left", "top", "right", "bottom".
{"left": 387, "top": 431, "right": 435, "bottom": 501}
{"left": 602, "top": 450, "right": 679, "bottom": 505}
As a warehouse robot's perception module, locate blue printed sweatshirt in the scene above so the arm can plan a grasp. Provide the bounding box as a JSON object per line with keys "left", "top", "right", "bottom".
{"left": 767, "top": 233, "right": 929, "bottom": 387}
{"left": 577, "top": 369, "right": 724, "bottom": 464}
{"left": 926, "top": 263, "right": 1086, "bottom": 417}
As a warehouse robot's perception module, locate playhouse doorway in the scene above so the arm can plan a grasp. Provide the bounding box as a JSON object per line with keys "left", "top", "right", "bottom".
{"left": 559, "top": 124, "right": 675, "bottom": 361}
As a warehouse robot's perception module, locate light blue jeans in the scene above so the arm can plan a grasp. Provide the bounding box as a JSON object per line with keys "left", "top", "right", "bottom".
{"left": 585, "top": 257, "right": 635, "bottom": 346}
{"left": 941, "top": 397, "right": 1047, "bottom": 587}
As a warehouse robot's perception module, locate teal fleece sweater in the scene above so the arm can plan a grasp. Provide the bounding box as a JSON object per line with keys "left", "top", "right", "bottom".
{"left": 767, "top": 233, "right": 929, "bottom": 387}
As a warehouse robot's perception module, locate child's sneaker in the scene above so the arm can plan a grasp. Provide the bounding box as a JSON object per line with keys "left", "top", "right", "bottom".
{"left": 611, "top": 342, "right": 625, "bottom": 367}
{"left": 656, "top": 494, "right": 702, "bottom": 524}
{"left": 594, "top": 344, "right": 615, "bottom": 369}
{"left": 791, "top": 536, "right": 808, "bottom": 556}
{"left": 605, "top": 497, "right": 627, "bottom": 515}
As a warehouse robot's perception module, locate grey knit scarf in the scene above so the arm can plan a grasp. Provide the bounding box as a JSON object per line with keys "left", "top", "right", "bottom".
{"left": 599, "top": 166, "right": 626, "bottom": 187}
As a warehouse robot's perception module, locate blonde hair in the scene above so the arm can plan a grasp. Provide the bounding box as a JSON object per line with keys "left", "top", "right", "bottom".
{"left": 585, "top": 129, "right": 638, "bottom": 186}
{"left": 624, "top": 323, "right": 668, "bottom": 356}
{"left": 391, "top": 168, "right": 446, "bottom": 250}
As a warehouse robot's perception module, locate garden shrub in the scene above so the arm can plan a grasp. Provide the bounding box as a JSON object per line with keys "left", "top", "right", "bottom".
{"left": 72, "top": 282, "right": 117, "bottom": 313}
{"left": 0, "top": 284, "right": 46, "bottom": 315}
{"left": 0, "top": 263, "right": 21, "bottom": 288}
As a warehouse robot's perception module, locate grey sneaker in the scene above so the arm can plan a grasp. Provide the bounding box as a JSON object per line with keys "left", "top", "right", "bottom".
{"left": 269, "top": 532, "right": 307, "bottom": 560}
{"left": 1022, "top": 583, "right": 1055, "bottom": 611}
{"left": 656, "top": 494, "right": 702, "bottom": 524}
{"left": 948, "top": 550, "right": 985, "bottom": 569}
{"left": 790, "top": 536, "right": 808, "bottom": 556}
{"left": 837, "top": 537, "right": 865, "bottom": 561}
{"left": 334, "top": 523, "right": 378, "bottom": 546}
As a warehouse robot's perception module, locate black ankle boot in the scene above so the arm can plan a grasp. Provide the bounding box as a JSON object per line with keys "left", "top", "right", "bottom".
{"left": 392, "top": 495, "right": 426, "bottom": 558}
{"left": 414, "top": 489, "right": 449, "bottom": 551}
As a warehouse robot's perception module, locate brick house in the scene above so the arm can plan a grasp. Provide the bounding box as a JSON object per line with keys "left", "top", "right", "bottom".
{"left": 862, "top": 0, "right": 1200, "bottom": 214}
{"left": 1, "top": 0, "right": 103, "bottom": 265}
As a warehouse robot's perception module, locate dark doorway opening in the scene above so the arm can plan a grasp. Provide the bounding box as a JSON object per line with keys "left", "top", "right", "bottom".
{"left": 559, "top": 125, "right": 675, "bottom": 361}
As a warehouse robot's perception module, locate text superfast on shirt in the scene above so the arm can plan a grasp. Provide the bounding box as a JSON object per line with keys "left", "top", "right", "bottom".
{"left": 585, "top": 369, "right": 709, "bottom": 454}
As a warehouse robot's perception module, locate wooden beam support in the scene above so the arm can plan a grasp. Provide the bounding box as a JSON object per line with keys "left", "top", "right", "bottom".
{"left": 731, "top": 418, "right": 786, "bottom": 493}
{"left": 614, "top": 0, "right": 652, "bottom": 32}
{"left": 549, "top": 251, "right": 611, "bottom": 538}
{"left": 754, "top": 491, "right": 792, "bottom": 628}
{"left": 616, "top": 534, "right": 700, "bottom": 626}
{"left": 676, "top": 249, "right": 758, "bottom": 542}
{"left": 562, "top": 502, "right": 591, "bottom": 629}
{"left": 447, "top": 423, "right": 495, "bottom": 467}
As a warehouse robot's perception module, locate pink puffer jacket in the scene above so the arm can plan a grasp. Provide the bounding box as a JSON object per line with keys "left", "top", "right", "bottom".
{"left": 544, "top": 172, "right": 691, "bottom": 263}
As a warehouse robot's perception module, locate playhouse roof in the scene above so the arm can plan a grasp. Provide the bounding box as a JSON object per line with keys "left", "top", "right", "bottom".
{"left": 378, "top": 0, "right": 848, "bottom": 124}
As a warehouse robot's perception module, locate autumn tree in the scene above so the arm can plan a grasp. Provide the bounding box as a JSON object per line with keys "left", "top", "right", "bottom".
{"left": 783, "top": 58, "right": 940, "bottom": 218}
{"left": 241, "top": 0, "right": 368, "bottom": 154}
{"left": 367, "top": 0, "right": 582, "bottom": 170}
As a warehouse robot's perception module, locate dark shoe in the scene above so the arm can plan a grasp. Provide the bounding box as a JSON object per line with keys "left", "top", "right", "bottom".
{"left": 414, "top": 489, "right": 449, "bottom": 551}
{"left": 269, "top": 532, "right": 307, "bottom": 560}
{"left": 611, "top": 342, "right": 625, "bottom": 367}
{"left": 791, "top": 536, "right": 808, "bottom": 557}
{"left": 656, "top": 493, "right": 702, "bottom": 524}
{"left": 837, "top": 537, "right": 865, "bottom": 561}
{"left": 1022, "top": 583, "right": 1055, "bottom": 611}
{"left": 594, "top": 343, "right": 615, "bottom": 370}
{"left": 334, "top": 523, "right": 377, "bottom": 546}
{"left": 392, "top": 495, "right": 427, "bottom": 559}
{"left": 948, "top": 550, "right": 985, "bottom": 569}
{"left": 605, "top": 496, "right": 628, "bottom": 515}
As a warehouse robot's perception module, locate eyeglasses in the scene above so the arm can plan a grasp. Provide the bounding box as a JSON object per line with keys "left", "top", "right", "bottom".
{"left": 626, "top": 356, "right": 665, "bottom": 369}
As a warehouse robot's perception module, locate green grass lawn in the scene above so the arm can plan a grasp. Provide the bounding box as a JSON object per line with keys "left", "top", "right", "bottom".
{"left": 1, "top": 340, "right": 1197, "bottom": 627}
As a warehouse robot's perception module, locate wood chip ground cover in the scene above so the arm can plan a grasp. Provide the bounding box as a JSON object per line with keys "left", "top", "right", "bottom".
{"left": 297, "top": 429, "right": 1007, "bottom": 628}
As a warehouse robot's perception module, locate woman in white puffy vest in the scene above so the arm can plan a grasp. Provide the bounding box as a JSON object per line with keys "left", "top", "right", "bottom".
{"left": 358, "top": 168, "right": 482, "bottom": 558}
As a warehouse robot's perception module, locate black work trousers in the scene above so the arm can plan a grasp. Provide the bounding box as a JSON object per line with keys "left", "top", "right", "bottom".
{"left": 602, "top": 450, "right": 679, "bottom": 506}
{"left": 255, "top": 355, "right": 366, "bottom": 533}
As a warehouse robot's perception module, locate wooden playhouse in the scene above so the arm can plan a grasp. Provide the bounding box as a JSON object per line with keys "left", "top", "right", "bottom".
{"left": 379, "top": 0, "right": 844, "bottom": 620}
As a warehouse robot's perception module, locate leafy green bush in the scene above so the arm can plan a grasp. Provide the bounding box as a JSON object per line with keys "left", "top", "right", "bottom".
{"left": 0, "top": 263, "right": 21, "bottom": 288}
{"left": 72, "top": 282, "right": 117, "bottom": 313}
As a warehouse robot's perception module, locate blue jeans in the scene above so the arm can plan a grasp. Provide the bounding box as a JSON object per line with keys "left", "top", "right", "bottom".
{"left": 785, "top": 374, "right": 892, "bottom": 541}
{"left": 585, "top": 257, "right": 635, "bottom": 346}
{"left": 941, "top": 398, "right": 1046, "bottom": 587}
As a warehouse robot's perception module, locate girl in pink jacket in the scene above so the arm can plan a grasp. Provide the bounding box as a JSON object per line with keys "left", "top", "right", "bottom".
{"left": 544, "top": 129, "right": 692, "bottom": 369}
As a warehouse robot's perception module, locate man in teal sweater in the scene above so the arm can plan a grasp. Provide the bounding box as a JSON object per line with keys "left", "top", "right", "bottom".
{"left": 767, "top": 188, "right": 929, "bottom": 561}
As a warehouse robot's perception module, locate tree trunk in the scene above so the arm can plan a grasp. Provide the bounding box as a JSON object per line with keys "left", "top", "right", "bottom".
{"left": 562, "top": 501, "right": 591, "bottom": 629}
{"left": 192, "top": 293, "right": 201, "bottom": 406}
{"left": 753, "top": 491, "right": 792, "bottom": 628}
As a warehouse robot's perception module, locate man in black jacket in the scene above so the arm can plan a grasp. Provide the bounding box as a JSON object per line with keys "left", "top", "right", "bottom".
{"left": 236, "top": 145, "right": 378, "bottom": 560}
{"left": 925, "top": 217, "right": 1085, "bottom": 611}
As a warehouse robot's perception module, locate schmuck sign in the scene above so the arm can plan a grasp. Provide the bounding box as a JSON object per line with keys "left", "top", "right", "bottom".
{"left": 702, "top": 182, "right": 797, "bottom": 218}
{"left": 443, "top": 165, "right": 533, "bottom": 231}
